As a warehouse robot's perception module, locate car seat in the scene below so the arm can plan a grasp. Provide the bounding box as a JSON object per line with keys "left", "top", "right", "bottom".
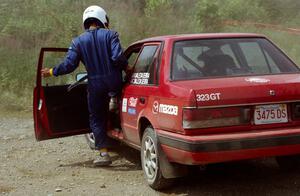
{"left": 203, "top": 54, "right": 236, "bottom": 76}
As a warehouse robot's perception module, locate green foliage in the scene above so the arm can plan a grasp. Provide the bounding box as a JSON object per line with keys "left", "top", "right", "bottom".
{"left": 195, "top": 0, "right": 267, "bottom": 32}
{"left": 260, "top": 0, "right": 300, "bottom": 26}
{"left": 195, "top": 0, "right": 223, "bottom": 32}
{"left": 144, "top": 0, "right": 172, "bottom": 16}
{"left": 0, "top": 0, "right": 299, "bottom": 111}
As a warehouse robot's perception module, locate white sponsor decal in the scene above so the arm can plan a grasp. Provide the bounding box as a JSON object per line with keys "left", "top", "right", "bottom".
{"left": 152, "top": 101, "right": 178, "bottom": 116}
{"left": 122, "top": 98, "right": 127, "bottom": 113}
{"left": 196, "top": 93, "right": 221, "bottom": 102}
{"left": 128, "top": 97, "right": 138, "bottom": 107}
{"left": 131, "top": 72, "right": 150, "bottom": 85}
{"left": 159, "top": 104, "right": 178, "bottom": 116}
{"left": 132, "top": 73, "right": 150, "bottom": 79}
{"left": 245, "top": 77, "right": 270, "bottom": 83}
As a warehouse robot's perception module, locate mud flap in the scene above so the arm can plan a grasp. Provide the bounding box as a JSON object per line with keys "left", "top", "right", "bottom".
{"left": 157, "top": 140, "right": 188, "bottom": 179}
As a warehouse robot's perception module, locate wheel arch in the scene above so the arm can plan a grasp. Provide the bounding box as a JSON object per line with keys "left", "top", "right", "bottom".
{"left": 138, "top": 117, "right": 153, "bottom": 142}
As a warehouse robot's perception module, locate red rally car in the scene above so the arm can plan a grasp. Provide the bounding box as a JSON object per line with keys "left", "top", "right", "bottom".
{"left": 34, "top": 33, "right": 300, "bottom": 189}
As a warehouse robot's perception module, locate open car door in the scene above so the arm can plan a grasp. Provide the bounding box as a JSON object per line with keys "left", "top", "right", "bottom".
{"left": 33, "top": 48, "right": 90, "bottom": 141}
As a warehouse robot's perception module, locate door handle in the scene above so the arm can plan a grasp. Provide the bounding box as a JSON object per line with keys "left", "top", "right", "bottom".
{"left": 139, "top": 97, "right": 146, "bottom": 104}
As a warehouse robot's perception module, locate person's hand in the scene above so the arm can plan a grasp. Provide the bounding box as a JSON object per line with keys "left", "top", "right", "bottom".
{"left": 41, "top": 68, "right": 53, "bottom": 77}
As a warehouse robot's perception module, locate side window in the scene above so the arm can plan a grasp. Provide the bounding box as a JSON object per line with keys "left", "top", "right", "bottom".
{"left": 127, "top": 48, "right": 141, "bottom": 70}
{"left": 265, "top": 52, "right": 281, "bottom": 73}
{"left": 131, "top": 45, "right": 159, "bottom": 85}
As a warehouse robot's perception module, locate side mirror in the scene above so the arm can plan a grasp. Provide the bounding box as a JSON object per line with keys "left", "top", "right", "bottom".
{"left": 76, "top": 73, "right": 88, "bottom": 82}
{"left": 68, "top": 73, "right": 88, "bottom": 92}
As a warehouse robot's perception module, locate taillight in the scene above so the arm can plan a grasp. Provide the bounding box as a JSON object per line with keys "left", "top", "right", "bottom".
{"left": 292, "top": 102, "right": 300, "bottom": 119}
{"left": 183, "top": 107, "right": 251, "bottom": 129}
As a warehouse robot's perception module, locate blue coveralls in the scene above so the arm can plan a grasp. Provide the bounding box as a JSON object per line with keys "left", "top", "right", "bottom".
{"left": 52, "top": 28, "right": 128, "bottom": 150}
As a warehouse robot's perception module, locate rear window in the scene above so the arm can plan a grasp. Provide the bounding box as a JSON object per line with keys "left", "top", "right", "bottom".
{"left": 171, "top": 38, "right": 299, "bottom": 80}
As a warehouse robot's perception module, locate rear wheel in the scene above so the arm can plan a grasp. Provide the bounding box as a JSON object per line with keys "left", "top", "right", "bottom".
{"left": 141, "top": 127, "right": 172, "bottom": 190}
{"left": 276, "top": 155, "right": 300, "bottom": 170}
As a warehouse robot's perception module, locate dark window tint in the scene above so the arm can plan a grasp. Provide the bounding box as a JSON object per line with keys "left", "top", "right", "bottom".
{"left": 171, "top": 38, "right": 298, "bottom": 80}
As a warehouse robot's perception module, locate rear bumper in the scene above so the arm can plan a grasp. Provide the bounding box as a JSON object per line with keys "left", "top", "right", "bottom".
{"left": 157, "top": 128, "right": 300, "bottom": 165}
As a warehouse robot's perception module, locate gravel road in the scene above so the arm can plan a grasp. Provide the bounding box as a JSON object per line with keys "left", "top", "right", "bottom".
{"left": 1, "top": 113, "right": 300, "bottom": 196}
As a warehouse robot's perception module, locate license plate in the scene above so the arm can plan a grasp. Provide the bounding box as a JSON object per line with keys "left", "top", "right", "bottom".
{"left": 254, "top": 104, "right": 288, "bottom": 125}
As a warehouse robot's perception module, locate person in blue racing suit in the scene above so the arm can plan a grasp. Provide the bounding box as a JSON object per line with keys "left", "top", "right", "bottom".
{"left": 41, "top": 5, "right": 128, "bottom": 166}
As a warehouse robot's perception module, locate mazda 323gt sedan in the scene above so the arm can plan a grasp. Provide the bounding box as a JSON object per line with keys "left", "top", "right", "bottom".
{"left": 34, "top": 33, "right": 300, "bottom": 189}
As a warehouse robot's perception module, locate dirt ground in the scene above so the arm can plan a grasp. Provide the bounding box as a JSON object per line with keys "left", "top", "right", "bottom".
{"left": 2, "top": 112, "right": 300, "bottom": 196}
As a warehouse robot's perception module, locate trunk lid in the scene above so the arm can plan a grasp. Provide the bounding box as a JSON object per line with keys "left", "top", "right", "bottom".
{"left": 174, "top": 74, "right": 300, "bottom": 107}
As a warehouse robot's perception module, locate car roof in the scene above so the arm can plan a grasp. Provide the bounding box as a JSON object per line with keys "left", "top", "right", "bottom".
{"left": 131, "top": 33, "right": 266, "bottom": 45}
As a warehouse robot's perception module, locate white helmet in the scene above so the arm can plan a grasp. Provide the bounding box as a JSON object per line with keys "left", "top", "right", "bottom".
{"left": 83, "top": 5, "right": 109, "bottom": 29}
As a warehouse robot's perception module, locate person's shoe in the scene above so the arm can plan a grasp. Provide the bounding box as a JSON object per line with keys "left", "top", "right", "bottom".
{"left": 93, "top": 153, "right": 112, "bottom": 166}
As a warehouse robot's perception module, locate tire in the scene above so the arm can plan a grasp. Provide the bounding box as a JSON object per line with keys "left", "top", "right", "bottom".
{"left": 276, "top": 155, "right": 300, "bottom": 171}
{"left": 84, "top": 133, "right": 95, "bottom": 150}
{"left": 141, "top": 126, "right": 173, "bottom": 190}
